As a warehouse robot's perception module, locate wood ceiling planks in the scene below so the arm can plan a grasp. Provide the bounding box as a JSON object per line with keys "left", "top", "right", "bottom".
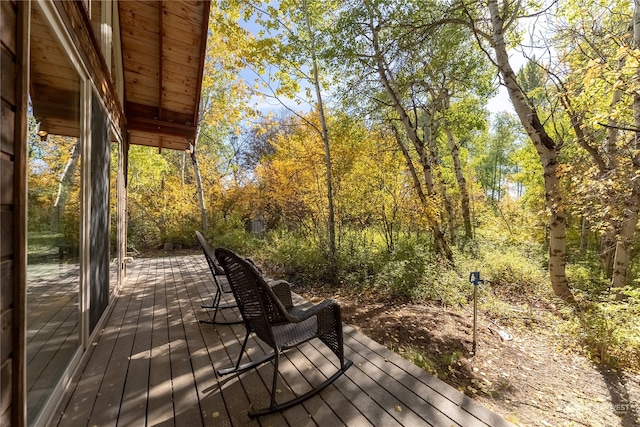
{"left": 119, "top": 0, "right": 210, "bottom": 150}
{"left": 30, "top": 4, "right": 81, "bottom": 138}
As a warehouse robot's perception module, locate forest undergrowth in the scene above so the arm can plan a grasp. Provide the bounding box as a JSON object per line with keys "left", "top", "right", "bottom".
{"left": 300, "top": 287, "right": 640, "bottom": 427}
{"left": 146, "top": 227, "right": 640, "bottom": 427}
{"left": 207, "top": 229, "right": 640, "bottom": 426}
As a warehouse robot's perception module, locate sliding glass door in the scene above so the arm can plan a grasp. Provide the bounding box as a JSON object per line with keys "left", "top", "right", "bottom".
{"left": 26, "top": 4, "right": 83, "bottom": 425}
{"left": 25, "top": 2, "right": 122, "bottom": 425}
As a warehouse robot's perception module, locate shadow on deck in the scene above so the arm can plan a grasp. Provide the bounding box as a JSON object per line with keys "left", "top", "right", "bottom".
{"left": 51, "top": 255, "right": 515, "bottom": 426}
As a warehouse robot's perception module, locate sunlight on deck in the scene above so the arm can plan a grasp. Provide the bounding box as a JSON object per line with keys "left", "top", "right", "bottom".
{"left": 51, "top": 255, "right": 515, "bottom": 427}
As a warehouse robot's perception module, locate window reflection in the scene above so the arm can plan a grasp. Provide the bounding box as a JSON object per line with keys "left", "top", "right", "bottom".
{"left": 110, "top": 140, "right": 119, "bottom": 294}
{"left": 27, "top": 4, "right": 82, "bottom": 425}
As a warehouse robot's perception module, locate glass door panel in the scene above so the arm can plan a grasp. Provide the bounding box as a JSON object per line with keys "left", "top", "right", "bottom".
{"left": 110, "top": 140, "right": 119, "bottom": 294}
{"left": 27, "top": 4, "right": 83, "bottom": 425}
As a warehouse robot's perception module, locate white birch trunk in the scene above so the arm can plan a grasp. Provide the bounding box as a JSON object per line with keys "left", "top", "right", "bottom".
{"left": 52, "top": 140, "right": 81, "bottom": 232}
{"left": 303, "top": 0, "right": 336, "bottom": 260}
{"left": 610, "top": 1, "right": 640, "bottom": 289}
{"left": 190, "top": 144, "right": 208, "bottom": 234}
{"left": 487, "top": 0, "right": 572, "bottom": 299}
{"left": 446, "top": 130, "right": 473, "bottom": 239}
{"left": 369, "top": 15, "right": 453, "bottom": 260}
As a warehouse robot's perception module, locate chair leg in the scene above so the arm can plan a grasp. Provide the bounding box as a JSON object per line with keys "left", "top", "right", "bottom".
{"left": 217, "top": 333, "right": 248, "bottom": 376}
{"left": 200, "top": 310, "right": 242, "bottom": 325}
{"left": 270, "top": 352, "right": 280, "bottom": 409}
{"left": 201, "top": 287, "right": 221, "bottom": 309}
{"left": 202, "top": 275, "right": 236, "bottom": 310}
{"left": 217, "top": 333, "right": 277, "bottom": 376}
{"left": 248, "top": 357, "right": 353, "bottom": 418}
{"left": 200, "top": 288, "right": 242, "bottom": 325}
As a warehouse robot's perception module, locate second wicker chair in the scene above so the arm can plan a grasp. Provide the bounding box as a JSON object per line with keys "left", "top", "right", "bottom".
{"left": 195, "top": 231, "right": 241, "bottom": 325}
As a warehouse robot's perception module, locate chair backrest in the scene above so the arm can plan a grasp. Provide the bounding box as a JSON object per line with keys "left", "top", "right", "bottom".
{"left": 215, "top": 247, "right": 287, "bottom": 347}
{"left": 195, "top": 230, "right": 225, "bottom": 276}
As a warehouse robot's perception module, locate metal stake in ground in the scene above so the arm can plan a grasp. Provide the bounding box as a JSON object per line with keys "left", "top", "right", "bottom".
{"left": 469, "top": 271, "right": 484, "bottom": 354}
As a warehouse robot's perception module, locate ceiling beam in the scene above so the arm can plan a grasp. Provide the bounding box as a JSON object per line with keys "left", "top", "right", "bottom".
{"left": 54, "top": 1, "right": 127, "bottom": 141}
{"left": 192, "top": 1, "right": 212, "bottom": 132}
{"left": 158, "top": 0, "right": 164, "bottom": 120}
{"left": 126, "top": 115, "right": 197, "bottom": 140}
{"left": 124, "top": 101, "right": 193, "bottom": 125}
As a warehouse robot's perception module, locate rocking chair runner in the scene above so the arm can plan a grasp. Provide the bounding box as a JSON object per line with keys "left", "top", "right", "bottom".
{"left": 195, "top": 231, "right": 241, "bottom": 325}
{"left": 214, "top": 247, "right": 353, "bottom": 418}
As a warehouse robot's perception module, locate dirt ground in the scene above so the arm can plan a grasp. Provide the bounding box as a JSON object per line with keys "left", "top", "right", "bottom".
{"left": 298, "top": 287, "right": 640, "bottom": 427}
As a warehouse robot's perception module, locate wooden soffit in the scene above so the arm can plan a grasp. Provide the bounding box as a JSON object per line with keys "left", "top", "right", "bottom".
{"left": 118, "top": 0, "right": 210, "bottom": 151}
{"left": 30, "top": 1, "right": 126, "bottom": 141}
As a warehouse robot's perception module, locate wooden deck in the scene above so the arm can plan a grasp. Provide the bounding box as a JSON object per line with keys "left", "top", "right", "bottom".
{"left": 51, "top": 255, "right": 515, "bottom": 427}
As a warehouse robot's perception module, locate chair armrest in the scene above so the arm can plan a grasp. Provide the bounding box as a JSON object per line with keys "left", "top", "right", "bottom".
{"left": 287, "top": 298, "right": 340, "bottom": 325}
{"left": 269, "top": 280, "right": 294, "bottom": 308}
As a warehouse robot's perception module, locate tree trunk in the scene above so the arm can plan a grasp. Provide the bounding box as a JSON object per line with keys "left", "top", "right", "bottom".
{"left": 610, "top": 196, "right": 639, "bottom": 289}
{"left": 381, "top": 204, "right": 395, "bottom": 252}
{"left": 579, "top": 217, "right": 589, "bottom": 253}
{"left": 392, "top": 123, "right": 427, "bottom": 205}
{"left": 52, "top": 140, "right": 81, "bottom": 233}
{"left": 303, "top": 0, "right": 336, "bottom": 261}
{"left": 610, "top": 1, "right": 640, "bottom": 289}
{"left": 487, "top": 0, "right": 573, "bottom": 300}
{"left": 370, "top": 17, "right": 453, "bottom": 261}
{"left": 425, "top": 122, "right": 456, "bottom": 245}
{"left": 181, "top": 151, "right": 186, "bottom": 188}
{"left": 190, "top": 146, "right": 208, "bottom": 235}
{"left": 446, "top": 130, "right": 473, "bottom": 239}
{"left": 599, "top": 230, "right": 616, "bottom": 278}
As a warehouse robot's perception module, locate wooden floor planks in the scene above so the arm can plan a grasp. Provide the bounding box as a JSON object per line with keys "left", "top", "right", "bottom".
{"left": 51, "top": 255, "right": 515, "bottom": 427}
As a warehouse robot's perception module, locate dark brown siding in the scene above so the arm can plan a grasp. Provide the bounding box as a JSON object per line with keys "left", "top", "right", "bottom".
{"left": 1, "top": 1, "right": 27, "bottom": 426}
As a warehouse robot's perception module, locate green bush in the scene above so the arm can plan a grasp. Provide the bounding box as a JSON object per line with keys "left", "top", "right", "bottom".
{"left": 451, "top": 240, "right": 552, "bottom": 322}
{"left": 258, "top": 231, "right": 330, "bottom": 282}
{"left": 371, "top": 240, "right": 429, "bottom": 296}
{"left": 128, "top": 218, "right": 161, "bottom": 248}
{"left": 415, "top": 262, "right": 471, "bottom": 306}
{"left": 363, "top": 239, "right": 471, "bottom": 305}
{"left": 339, "top": 250, "right": 380, "bottom": 288}
{"left": 560, "top": 287, "right": 640, "bottom": 371}
{"left": 472, "top": 239, "right": 549, "bottom": 301}
{"left": 566, "top": 261, "right": 610, "bottom": 298}
{"left": 208, "top": 227, "right": 261, "bottom": 255}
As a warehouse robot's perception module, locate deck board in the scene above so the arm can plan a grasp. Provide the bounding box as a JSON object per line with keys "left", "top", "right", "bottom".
{"left": 52, "top": 255, "right": 516, "bottom": 427}
{"left": 117, "top": 260, "right": 153, "bottom": 427}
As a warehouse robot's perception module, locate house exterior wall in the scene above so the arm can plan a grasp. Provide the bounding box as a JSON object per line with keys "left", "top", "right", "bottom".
{"left": 1, "top": 1, "right": 28, "bottom": 426}
{"left": 2, "top": 1, "right": 126, "bottom": 425}
{"left": 1, "top": 1, "right": 205, "bottom": 423}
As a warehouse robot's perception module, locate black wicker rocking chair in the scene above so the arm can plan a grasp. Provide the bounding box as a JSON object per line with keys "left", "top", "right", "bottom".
{"left": 195, "top": 231, "right": 242, "bottom": 325}
{"left": 214, "top": 247, "right": 353, "bottom": 418}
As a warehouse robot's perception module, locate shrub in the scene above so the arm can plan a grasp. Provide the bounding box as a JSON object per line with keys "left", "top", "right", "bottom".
{"left": 471, "top": 239, "right": 550, "bottom": 302}
{"left": 209, "top": 227, "right": 261, "bottom": 255}
{"left": 372, "top": 240, "right": 430, "bottom": 297}
{"left": 258, "top": 231, "right": 330, "bottom": 283}
{"left": 415, "top": 263, "right": 471, "bottom": 306}
{"left": 336, "top": 230, "right": 385, "bottom": 287}
{"left": 368, "top": 240, "right": 471, "bottom": 306}
{"left": 128, "top": 218, "right": 161, "bottom": 248}
{"left": 566, "top": 261, "right": 610, "bottom": 298}
{"left": 561, "top": 287, "right": 640, "bottom": 371}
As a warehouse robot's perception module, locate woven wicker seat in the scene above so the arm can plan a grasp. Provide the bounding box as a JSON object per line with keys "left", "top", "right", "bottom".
{"left": 215, "top": 247, "right": 353, "bottom": 418}
{"left": 195, "top": 231, "right": 242, "bottom": 325}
